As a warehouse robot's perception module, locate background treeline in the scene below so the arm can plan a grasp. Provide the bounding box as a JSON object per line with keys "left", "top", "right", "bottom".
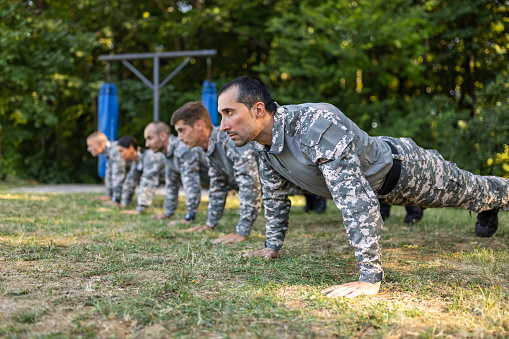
{"left": 1, "top": 0, "right": 509, "bottom": 183}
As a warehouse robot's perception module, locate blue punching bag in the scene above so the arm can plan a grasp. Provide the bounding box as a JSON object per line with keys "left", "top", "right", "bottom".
{"left": 201, "top": 79, "right": 218, "bottom": 126}
{"left": 97, "top": 83, "right": 119, "bottom": 178}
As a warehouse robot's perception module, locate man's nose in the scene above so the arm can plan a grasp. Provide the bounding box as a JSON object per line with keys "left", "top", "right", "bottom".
{"left": 220, "top": 118, "right": 229, "bottom": 132}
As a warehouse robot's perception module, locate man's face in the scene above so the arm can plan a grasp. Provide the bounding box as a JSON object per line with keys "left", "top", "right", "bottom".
{"left": 218, "top": 87, "right": 260, "bottom": 147}
{"left": 144, "top": 125, "right": 166, "bottom": 153}
{"left": 117, "top": 145, "right": 137, "bottom": 161}
{"left": 86, "top": 138, "right": 104, "bottom": 157}
{"left": 175, "top": 120, "right": 202, "bottom": 149}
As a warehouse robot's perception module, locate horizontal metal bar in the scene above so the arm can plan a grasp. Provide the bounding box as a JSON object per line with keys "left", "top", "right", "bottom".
{"left": 159, "top": 57, "right": 190, "bottom": 89}
{"left": 99, "top": 49, "right": 217, "bottom": 61}
{"left": 121, "top": 60, "right": 153, "bottom": 89}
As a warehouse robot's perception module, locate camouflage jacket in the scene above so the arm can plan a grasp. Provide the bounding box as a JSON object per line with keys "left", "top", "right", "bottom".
{"left": 121, "top": 149, "right": 165, "bottom": 212}
{"left": 104, "top": 141, "right": 130, "bottom": 202}
{"left": 254, "top": 103, "right": 394, "bottom": 283}
{"left": 162, "top": 135, "right": 210, "bottom": 219}
{"left": 204, "top": 127, "right": 262, "bottom": 236}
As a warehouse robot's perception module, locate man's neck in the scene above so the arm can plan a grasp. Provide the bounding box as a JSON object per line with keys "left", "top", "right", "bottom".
{"left": 163, "top": 138, "right": 169, "bottom": 152}
{"left": 254, "top": 114, "right": 274, "bottom": 147}
{"left": 201, "top": 127, "right": 212, "bottom": 151}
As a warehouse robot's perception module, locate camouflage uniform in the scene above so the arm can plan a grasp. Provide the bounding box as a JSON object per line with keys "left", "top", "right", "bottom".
{"left": 162, "top": 135, "right": 210, "bottom": 220}
{"left": 103, "top": 141, "right": 130, "bottom": 202}
{"left": 255, "top": 103, "right": 509, "bottom": 283}
{"left": 120, "top": 149, "right": 165, "bottom": 212}
{"left": 205, "top": 127, "right": 262, "bottom": 236}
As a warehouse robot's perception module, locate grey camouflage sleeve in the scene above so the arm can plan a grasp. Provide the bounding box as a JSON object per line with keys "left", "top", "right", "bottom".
{"left": 110, "top": 155, "right": 127, "bottom": 202}
{"left": 121, "top": 164, "right": 142, "bottom": 206}
{"left": 318, "top": 146, "right": 384, "bottom": 283}
{"left": 136, "top": 152, "right": 163, "bottom": 212}
{"left": 105, "top": 159, "right": 113, "bottom": 197}
{"left": 258, "top": 157, "right": 292, "bottom": 250}
{"left": 163, "top": 168, "right": 180, "bottom": 218}
{"left": 205, "top": 164, "right": 228, "bottom": 227}
{"left": 179, "top": 151, "right": 202, "bottom": 220}
{"left": 232, "top": 151, "right": 262, "bottom": 237}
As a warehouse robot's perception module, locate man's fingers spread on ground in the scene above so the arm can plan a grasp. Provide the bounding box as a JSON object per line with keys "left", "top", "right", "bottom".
{"left": 321, "top": 285, "right": 340, "bottom": 294}
{"left": 345, "top": 289, "right": 363, "bottom": 299}
{"left": 326, "top": 288, "right": 350, "bottom": 298}
{"left": 121, "top": 210, "right": 139, "bottom": 215}
{"left": 170, "top": 219, "right": 188, "bottom": 227}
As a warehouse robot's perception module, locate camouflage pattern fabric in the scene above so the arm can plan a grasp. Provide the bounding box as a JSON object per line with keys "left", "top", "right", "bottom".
{"left": 377, "top": 136, "right": 509, "bottom": 213}
{"left": 162, "top": 135, "right": 210, "bottom": 219}
{"left": 104, "top": 141, "right": 130, "bottom": 202}
{"left": 255, "top": 102, "right": 509, "bottom": 284}
{"left": 205, "top": 127, "right": 262, "bottom": 236}
{"left": 120, "top": 149, "right": 165, "bottom": 212}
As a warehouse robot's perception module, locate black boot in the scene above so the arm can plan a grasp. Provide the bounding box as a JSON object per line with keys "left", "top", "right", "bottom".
{"left": 379, "top": 202, "right": 391, "bottom": 221}
{"left": 404, "top": 206, "right": 423, "bottom": 224}
{"left": 313, "top": 195, "right": 327, "bottom": 214}
{"left": 475, "top": 208, "right": 499, "bottom": 237}
{"left": 303, "top": 194, "right": 315, "bottom": 213}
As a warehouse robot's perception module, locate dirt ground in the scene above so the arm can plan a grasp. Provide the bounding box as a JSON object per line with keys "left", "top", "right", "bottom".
{"left": 8, "top": 184, "right": 208, "bottom": 196}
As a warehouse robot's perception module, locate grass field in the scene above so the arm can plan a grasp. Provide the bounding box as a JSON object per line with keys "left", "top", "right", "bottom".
{"left": 1, "top": 180, "right": 508, "bottom": 338}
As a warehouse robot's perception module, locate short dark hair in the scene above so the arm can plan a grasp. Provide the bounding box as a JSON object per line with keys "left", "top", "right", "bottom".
{"left": 147, "top": 121, "right": 171, "bottom": 135}
{"left": 117, "top": 135, "right": 138, "bottom": 149}
{"left": 218, "top": 76, "right": 276, "bottom": 114}
{"left": 170, "top": 101, "right": 213, "bottom": 128}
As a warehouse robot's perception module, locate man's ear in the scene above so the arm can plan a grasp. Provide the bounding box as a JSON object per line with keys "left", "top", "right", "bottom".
{"left": 196, "top": 120, "right": 203, "bottom": 130}
{"left": 253, "top": 102, "right": 266, "bottom": 118}
{"left": 159, "top": 131, "right": 168, "bottom": 140}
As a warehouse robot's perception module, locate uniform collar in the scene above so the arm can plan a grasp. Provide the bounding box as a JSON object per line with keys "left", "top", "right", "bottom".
{"left": 103, "top": 140, "right": 112, "bottom": 154}
{"left": 166, "top": 134, "right": 177, "bottom": 157}
{"left": 206, "top": 126, "right": 221, "bottom": 156}
{"left": 254, "top": 102, "right": 285, "bottom": 155}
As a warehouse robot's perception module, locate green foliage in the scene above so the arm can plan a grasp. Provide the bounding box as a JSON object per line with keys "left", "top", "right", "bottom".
{"left": 0, "top": 0, "right": 508, "bottom": 181}
{"left": 0, "top": 0, "right": 98, "bottom": 182}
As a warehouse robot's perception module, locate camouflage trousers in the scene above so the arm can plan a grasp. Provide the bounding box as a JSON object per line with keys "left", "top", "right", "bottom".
{"left": 377, "top": 137, "right": 509, "bottom": 213}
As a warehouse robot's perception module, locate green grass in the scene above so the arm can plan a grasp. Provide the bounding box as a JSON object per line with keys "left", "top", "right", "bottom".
{"left": 0, "top": 183, "right": 508, "bottom": 338}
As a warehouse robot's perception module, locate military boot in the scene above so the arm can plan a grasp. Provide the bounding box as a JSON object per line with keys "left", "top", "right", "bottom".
{"left": 379, "top": 202, "right": 391, "bottom": 221}
{"left": 404, "top": 206, "right": 423, "bottom": 224}
{"left": 303, "top": 194, "right": 315, "bottom": 213}
{"left": 475, "top": 208, "right": 499, "bottom": 237}
{"left": 313, "top": 195, "right": 327, "bottom": 214}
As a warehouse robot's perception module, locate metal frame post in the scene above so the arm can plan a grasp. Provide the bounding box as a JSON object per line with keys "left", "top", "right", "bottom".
{"left": 98, "top": 50, "right": 217, "bottom": 122}
{"left": 153, "top": 55, "right": 160, "bottom": 121}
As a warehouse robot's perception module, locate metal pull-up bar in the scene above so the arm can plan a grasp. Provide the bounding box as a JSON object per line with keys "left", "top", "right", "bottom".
{"left": 99, "top": 49, "right": 217, "bottom": 121}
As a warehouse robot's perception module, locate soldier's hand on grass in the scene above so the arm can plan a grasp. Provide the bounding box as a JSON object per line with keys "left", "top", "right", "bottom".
{"left": 243, "top": 248, "right": 279, "bottom": 260}
{"left": 121, "top": 209, "right": 141, "bottom": 215}
{"left": 168, "top": 219, "right": 191, "bottom": 227}
{"left": 211, "top": 233, "right": 247, "bottom": 244}
{"left": 321, "top": 281, "right": 381, "bottom": 299}
{"left": 150, "top": 214, "right": 169, "bottom": 220}
{"left": 94, "top": 195, "right": 112, "bottom": 201}
{"left": 181, "top": 224, "right": 213, "bottom": 232}
{"left": 102, "top": 200, "right": 120, "bottom": 207}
